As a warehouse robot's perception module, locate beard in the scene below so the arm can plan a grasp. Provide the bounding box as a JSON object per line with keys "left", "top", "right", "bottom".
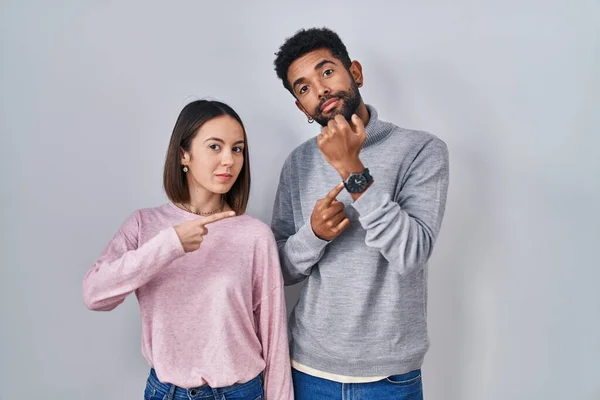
{"left": 311, "top": 81, "right": 362, "bottom": 127}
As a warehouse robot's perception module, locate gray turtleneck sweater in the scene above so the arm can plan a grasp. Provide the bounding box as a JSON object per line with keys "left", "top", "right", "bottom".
{"left": 271, "top": 105, "right": 449, "bottom": 377}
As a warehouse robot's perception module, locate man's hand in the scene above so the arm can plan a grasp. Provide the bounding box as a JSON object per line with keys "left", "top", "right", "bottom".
{"left": 317, "top": 114, "right": 367, "bottom": 179}
{"left": 311, "top": 183, "right": 350, "bottom": 241}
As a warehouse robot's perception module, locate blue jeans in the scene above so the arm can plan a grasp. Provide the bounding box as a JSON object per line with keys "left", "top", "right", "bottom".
{"left": 145, "top": 368, "right": 264, "bottom": 400}
{"left": 292, "top": 368, "right": 423, "bottom": 400}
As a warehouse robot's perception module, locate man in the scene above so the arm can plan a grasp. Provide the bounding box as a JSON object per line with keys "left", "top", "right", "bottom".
{"left": 271, "top": 27, "right": 449, "bottom": 399}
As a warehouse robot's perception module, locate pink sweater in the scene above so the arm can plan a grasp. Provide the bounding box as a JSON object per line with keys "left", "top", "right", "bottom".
{"left": 82, "top": 203, "right": 293, "bottom": 399}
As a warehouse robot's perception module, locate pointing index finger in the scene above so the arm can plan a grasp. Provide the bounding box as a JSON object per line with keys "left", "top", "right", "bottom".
{"left": 324, "top": 182, "right": 345, "bottom": 205}
{"left": 198, "top": 211, "right": 236, "bottom": 226}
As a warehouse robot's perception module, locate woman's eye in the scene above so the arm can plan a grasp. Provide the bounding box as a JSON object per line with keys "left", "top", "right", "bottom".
{"left": 209, "top": 144, "right": 221, "bottom": 151}
{"left": 233, "top": 147, "right": 243, "bottom": 153}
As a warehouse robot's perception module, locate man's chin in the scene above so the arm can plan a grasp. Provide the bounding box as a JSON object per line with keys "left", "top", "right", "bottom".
{"left": 329, "top": 110, "right": 352, "bottom": 122}
{"left": 317, "top": 110, "right": 350, "bottom": 123}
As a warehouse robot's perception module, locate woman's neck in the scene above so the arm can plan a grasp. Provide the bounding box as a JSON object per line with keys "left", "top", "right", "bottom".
{"left": 184, "top": 187, "right": 228, "bottom": 214}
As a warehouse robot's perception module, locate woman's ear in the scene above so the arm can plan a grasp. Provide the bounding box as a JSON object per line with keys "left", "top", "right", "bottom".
{"left": 180, "top": 147, "right": 190, "bottom": 166}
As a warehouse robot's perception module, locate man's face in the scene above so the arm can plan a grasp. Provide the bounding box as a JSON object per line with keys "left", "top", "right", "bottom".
{"left": 287, "top": 48, "right": 363, "bottom": 127}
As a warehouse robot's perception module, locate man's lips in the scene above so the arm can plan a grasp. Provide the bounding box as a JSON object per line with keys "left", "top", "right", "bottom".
{"left": 321, "top": 98, "right": 340, "bottom": 113}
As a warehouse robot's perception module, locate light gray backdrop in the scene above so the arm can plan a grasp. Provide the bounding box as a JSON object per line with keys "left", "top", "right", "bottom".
{"left": 1, "top": 1, "right": 599, "bottom": 399}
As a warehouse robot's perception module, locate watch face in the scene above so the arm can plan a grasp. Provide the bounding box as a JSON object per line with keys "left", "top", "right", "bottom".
{"left": 346, "top": 173, "right": 367, "bottom": 192}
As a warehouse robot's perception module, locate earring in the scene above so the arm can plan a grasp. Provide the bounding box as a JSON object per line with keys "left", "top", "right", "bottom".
{"left": 308, "top": 118, "right": 314, "bottom": 124}
{"left": 182, "top": 166, "right": 188, "bottom": 173}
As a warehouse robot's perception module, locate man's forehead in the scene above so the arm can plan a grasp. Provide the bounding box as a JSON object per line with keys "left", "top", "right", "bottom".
{"left": 287, "top": 49, "right": 337, "bottom": 81}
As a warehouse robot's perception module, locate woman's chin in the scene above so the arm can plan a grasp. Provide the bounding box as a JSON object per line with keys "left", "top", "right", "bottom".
{"left": 208, "top": 182, "right": 235, "bottom": 195}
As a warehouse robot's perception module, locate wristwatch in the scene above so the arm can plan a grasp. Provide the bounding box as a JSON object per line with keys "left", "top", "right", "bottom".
{"left": 343, "top": 168, "right": 373, "bottom": 193}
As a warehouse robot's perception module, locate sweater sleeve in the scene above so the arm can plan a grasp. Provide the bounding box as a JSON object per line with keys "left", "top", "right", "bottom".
{"left": 82, "top": 211, "right": 185, "bottom": 311}
{"left": 271, "top": 158, "right": 329, "bottom": 285}
{"left": 253, "top": 232, "right": 294, "bottom": 400}
{"left": 351, "top": 138, "right": 450, "bottom": 275}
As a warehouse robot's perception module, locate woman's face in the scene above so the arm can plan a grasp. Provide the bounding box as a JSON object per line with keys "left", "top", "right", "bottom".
{"left": 181, "top": 115, "right": 245, "bottom": 196}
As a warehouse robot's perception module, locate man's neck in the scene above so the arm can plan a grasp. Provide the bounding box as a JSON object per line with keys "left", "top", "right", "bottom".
{"left": 355, "top": 101, "right": 370, "bottom": 127}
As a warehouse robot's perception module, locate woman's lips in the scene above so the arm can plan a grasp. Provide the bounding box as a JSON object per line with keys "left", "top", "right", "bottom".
{"left": 215, "top": 174, "right": 233, "bottom": 181}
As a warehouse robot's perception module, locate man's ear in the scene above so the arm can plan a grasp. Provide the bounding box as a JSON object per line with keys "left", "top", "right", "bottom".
{"left": 349, "top": 60, "right": 364, "bottom": 88}
{"left": 296, "top": 100, "right": 313, "bottom": 120}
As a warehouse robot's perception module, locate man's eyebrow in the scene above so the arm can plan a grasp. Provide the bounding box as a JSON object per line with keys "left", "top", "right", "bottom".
{"left": 314, "top": 59, "right": 336, "bottom": 70}
{"left": 292, "top": 59, "right": 337, "bottom": 90}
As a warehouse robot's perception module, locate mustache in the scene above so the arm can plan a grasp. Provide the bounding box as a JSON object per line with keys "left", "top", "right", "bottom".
{"left": 317, "top": 93, "right": 346, "bottom": 111}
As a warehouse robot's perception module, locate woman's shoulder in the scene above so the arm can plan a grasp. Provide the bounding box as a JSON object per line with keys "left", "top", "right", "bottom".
{"left": 122, "top": 203, "right": 180, "bottom": 228}
{"left": 135, "top": 203, "right": 174, "bottom": 217}
{"left": 228, "top": 214, "right": 275, "bottom": 240}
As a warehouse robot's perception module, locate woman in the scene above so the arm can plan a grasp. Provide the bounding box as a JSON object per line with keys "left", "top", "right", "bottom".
{"left": 82, "top": 100, "right": 293, "bottom": 400}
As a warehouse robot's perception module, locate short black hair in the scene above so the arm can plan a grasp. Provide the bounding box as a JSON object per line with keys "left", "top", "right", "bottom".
{"left": 274, "top": 27, "right": 352, "bottom": 93}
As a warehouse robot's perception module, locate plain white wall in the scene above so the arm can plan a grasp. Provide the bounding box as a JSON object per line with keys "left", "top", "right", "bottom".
{"left": 1, "top": 1, "right": 599, "bottom": 399}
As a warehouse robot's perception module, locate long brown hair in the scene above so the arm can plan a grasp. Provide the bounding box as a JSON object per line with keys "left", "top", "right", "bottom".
{"left": 163, "top": 100, "right": 250, "bottom": 215}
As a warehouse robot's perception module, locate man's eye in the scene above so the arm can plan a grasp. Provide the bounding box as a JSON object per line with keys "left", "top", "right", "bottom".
{"left": 299, "top": 86, "right": 308, "bottom": 94}
{"left": 323, "top": 69, "right": 333, "bottom": 77}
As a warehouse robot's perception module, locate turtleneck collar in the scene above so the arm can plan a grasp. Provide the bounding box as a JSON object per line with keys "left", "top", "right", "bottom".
{"left": 362, "top": 104, "right": 394, "bottom": 148}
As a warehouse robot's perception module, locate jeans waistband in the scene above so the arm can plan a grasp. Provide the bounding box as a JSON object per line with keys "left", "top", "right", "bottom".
{"left": 146, "top": 368, "right": 263, "bottom": 400}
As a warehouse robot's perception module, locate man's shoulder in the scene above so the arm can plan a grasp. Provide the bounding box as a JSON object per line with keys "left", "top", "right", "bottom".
{"left": 282, "top": 136, "right": 319, "bottom": 168}
{"left": 389, "top": 123, "right": 446, "bottom": 149}
{"left": 384, "top": 124, "right": 449, "bottom": 169}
